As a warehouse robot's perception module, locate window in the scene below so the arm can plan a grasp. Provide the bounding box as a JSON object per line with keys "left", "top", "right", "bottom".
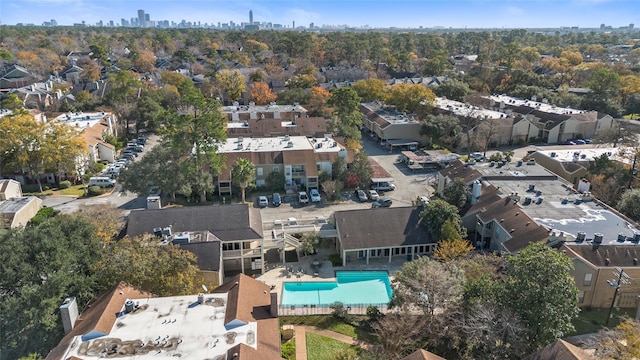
{"left": 578, "top": 290, "right": 585, "bottom": 304}
{"left": 583, "top": 273, "right": 592, "bottom": 286}
{"left": 257, "top": 167, "right": 263, "bottom": 176}
{"left": 273, "top": 167, "right": 280, "bottom": 173}
{"left": 256, "top": 179, "right": 265, "bottom": 187}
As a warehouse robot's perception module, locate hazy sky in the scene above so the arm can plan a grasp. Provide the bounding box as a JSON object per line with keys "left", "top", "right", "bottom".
{"left": 1, "top": 0, "right": 638, "bottom": 28}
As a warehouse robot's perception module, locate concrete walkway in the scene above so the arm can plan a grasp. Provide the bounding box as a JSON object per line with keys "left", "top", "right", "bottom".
{"left": 294, "top": 325, "right": 378, "bottom": 360}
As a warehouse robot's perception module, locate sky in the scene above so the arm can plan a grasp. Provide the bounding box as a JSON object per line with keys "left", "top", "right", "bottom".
{"left": 0, "top": 0, "right": 638, "bottom": 29}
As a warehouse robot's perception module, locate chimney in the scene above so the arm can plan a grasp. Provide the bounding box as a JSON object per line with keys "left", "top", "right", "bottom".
{"left": 270, "top": 292, "right": 278, "bottom": 317}
{"left": 198, "top": 293, "right": 204, "bottom": 304}
{"left": 60, "top": 297, "right": 79, "bottom": 334}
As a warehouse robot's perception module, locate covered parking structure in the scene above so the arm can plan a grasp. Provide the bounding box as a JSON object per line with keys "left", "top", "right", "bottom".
{"left": 384, "top": 139, "right": 419, "bottom": 151}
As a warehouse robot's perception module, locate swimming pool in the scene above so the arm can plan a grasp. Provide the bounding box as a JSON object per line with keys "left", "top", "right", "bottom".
{"left": 281, "top": 271, "right": 392, "bottom": 306}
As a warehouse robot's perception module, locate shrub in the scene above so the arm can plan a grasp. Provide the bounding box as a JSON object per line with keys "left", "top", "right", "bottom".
{"left": 29, "top": 207, "right": 58, "bottom": 226}
{"left": 329, "top": 254, "right": 342, "bottom": 267}
{"left": 281, "top": 340, "right": 295, "bottom": 360}
{"left": 59, "top": 180, "right": 71, "bottom": 189}
{"left": 87, "top": 186, "right": 103, "bottom": 196}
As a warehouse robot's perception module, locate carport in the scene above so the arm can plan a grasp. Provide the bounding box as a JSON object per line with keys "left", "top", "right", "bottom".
{"left": 385, "top": 139, "right": 419, "bottom": 151}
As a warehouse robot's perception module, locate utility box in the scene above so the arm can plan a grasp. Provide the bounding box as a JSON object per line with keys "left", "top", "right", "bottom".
{"left": 146, "top": 196, "right": 161, "bottom": 210}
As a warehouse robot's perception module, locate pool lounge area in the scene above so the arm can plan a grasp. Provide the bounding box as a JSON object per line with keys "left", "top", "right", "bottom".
{"left": 279, "top": 271, "right": 392, "bottom": 316}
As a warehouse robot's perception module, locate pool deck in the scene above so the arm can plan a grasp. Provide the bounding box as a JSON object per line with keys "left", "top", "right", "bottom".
{"left": 256, "top": 248, "right": 408, "bottom": 310}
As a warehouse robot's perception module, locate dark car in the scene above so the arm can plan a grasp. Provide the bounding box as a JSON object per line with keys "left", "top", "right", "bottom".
{"left": 272, "top": 193, "right": 282, "bottom": 207}
{"left": 372, "top": 197, "right": 392, "bottom": 208}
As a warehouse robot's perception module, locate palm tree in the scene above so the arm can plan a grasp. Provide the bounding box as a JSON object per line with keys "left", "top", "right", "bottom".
{"left": 231, "top": 158, "right": 255, "bottom": 203}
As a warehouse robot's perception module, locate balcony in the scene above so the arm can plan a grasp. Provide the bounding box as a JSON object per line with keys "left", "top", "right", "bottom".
{"left": 223, "top": 247, "right": 262, "bottom": 258}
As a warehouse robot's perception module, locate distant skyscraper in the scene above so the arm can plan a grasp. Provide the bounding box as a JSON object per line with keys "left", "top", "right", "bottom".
{"left": 138, "top": 9, "right": 146, "bottom": 28}
{"left": 249, "top": 10, "right": 253, "bottom": 25}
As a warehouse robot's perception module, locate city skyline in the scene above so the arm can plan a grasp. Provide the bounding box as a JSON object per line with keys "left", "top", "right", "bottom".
{"left": 1, "top": 0, "right": 638, "bottom": 29}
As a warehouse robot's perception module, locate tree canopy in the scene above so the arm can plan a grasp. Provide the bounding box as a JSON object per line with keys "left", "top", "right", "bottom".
{"left": 420, "top": 198, "right": 466, "bottom": 241}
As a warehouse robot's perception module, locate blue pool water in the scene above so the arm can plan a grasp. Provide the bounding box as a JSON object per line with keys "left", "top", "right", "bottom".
{"left": 281, "top": 271, "right": 392, "bottom": 306}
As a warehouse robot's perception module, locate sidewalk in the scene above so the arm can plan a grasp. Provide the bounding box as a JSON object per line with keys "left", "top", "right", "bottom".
{"left": 294, "top": 325, "right": 378, "bottom": 360}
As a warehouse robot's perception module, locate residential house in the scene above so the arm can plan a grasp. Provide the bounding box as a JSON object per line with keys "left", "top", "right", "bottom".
{"left": 9, "top": 80, "right": 59, "bottom": 110}
{"left": 485, "top": 94, "right": 615, "bottom": 143}
{"left": 46, "top": 274, "right": 283, "bottom": 360}
{"left": 334, "top": 207, "right": 437, "bottom": 266}
{"left": 438, "top": 159, "right": 640, "bottom": 252}
{"left": 53, "top": 111, "right": 117, "bottom": 167}
{"left": 217, "top": 135, "right": 347, "bottom": 196}
{"left": 360, "top": 101, "right": 427, "bottom": 146}
{"left": 0, "top": 64, "right": 34, "bottom": 92}
{"left": 126, "top": 204, "right": 266, "bottom": 276}
{"left": 0, "top": 180, "right": 42, "bottom": 228}
{"left": 452, "top": 54, "right": 478, "bottom": 72}
{"left": 60, "top": 65, "right": 84, "bottom": 84}
{"left": 523, "top": 339, "right": 595, "bottom": 360}
{"left": 561, "top": 244, "right": 640, "bottom": 308}
{"left": 221, "top": 102, "right": 308, "bottom": 122}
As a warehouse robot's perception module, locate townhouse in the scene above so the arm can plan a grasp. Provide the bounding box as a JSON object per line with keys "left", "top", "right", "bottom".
{"left": 360, "top": 101, "right": 427, "bottom": 147}
{"left": 216, "top": 135, "right": 347, "bottom": 196}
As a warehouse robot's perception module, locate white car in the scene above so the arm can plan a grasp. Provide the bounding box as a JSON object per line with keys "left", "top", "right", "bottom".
{"left": 371, "top": 182, "right": 396, "bottom": 192}
{"left": 258, "top": 196, "right": 269, "bottom": 207}
{"left": 298, "top": 191, "right": 309, "bottom": 205}
{"left": 310, "top": 189, "right": 321, "bottom": 203}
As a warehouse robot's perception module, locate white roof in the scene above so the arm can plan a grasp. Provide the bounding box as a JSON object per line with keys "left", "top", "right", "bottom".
{"left": 435, "top": 97, "right": 508, "bottom": 120}
{"left": 54, "top": 111, "right": 111, "bottom": 130}
{"left": 486, "top": 94, "right": 589, "bottom": 115}
{"left": 218, "top": 135, "right": 343, "bottom": 154}
{"left": 62, "top": 294, "right": 258, "bottom": 359}
{"left": 536, "top": 147, "right": 634, "bottom": 165}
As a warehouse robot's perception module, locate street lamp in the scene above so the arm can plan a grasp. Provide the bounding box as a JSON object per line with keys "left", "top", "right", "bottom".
{"left": 606, "top": 267, "right": 631, "bottom": 327}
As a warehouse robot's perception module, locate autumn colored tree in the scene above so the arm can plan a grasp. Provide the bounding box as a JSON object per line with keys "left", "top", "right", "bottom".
{"left": 596, "top": 318, "right": 640, "bottom": 359}
{"left": 386, "top": 83, "right": 435, "bottom": 116}
{"left": 73, "top": 204, "right": 125, "bottom": 244}
{"left": 434, "top": 236, "right": 474, "bottom": 264}
{"left": 351, "top": 78, "right": 387, "bottom": 102}
{"left": 248, "top": 82, "right": 277, "bottom": 105}
{"left": 215, "top": 69, "right": 246, "bottom": 103}
{"left": 0, "top": 113, "right": 86, "bottom": 192}
{"left": 308, "top": 86, "right": 331, "bottom": 116}
{"left": 133, "top": 49, "right": 157, "bottom": 73}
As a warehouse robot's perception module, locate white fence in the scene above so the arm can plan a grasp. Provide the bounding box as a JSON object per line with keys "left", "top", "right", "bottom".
{"left": 278, "top": 303, "right": 389, "bottom": 316}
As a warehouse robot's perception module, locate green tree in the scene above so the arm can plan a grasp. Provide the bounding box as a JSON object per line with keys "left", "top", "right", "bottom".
{"left": 231, "top": 158, "right": 256, "bottom": 203}
{"left": 332, "top": 155, "right": 348, "bottom": 182}
{"left": 420, "top": 114, "right": 461, "bottom": 148}
{"left": 349, "top": 151, "right": 373, "bottom": 189}
{"left": 299, "top": 232, "right": 320, "bottom": 256}
{"left": 287, "top": 74, "right": 317, "bottom": 89}
{"left": 0, "top": 216, "right": 103, "bottom": 359}
{"left": 94, "top": 237, "right": 202, "bottom": 297}
{"left": 618, "top": 188, "right": 640, "bottom": 222}
{"left": 265, "top": 171, "right": 285, "bottom": 192}
{"left": 434, "top": 78, "right": 471, "bottom": 102}
{"left": 328, "top": 87, "right": 362, "bottom": 144}
{"left": 105, "top": 70, "right": 142, "bottom": 134}
{"left": 0, "top": 93, "right": 23, "bottom": 110}
{"left": 160, "top": 81, "right": 227, "bottom": 202}
{"left": 503, "top": 242, "right": 579, "bottom": 351}
{"left": 276, "top": 88, "right": 311, "bottom": 105}
{"left": 443, "top": 177, "right": 468, "bottom": 209}
{"left": 420, "top": 198, "right": 465, "bottom": 241}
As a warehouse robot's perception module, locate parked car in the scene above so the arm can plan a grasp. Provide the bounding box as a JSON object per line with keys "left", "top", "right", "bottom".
{"left": 272, "top": 193, "right": 282, "bottom": 206}
{"left": 298, "top": 191, "right": 309, "bottom": 205}
{"left": 371, "top": 182, "right": 396, "bottom": 191}
{"left": 136, "top": 136, "right": 147, "bottom": 145}
{"left": 121, "top": 150, "right": 137, "bottom": 157}
{"left": 89, "top": 176, "right": 116, "bottom": 188}
{"left": 355, "top": 189, "right": 368, "bottom": 202}
{"left": 372, "top": 197, "right": 392, "bottom": 208}
{"left": 120, "top": 153, "right": 135, "bottom": 160}
{"left": 367, "top": 190, "right": 380, "bottom": 201}
{"left": 469, "top": 152, "right": 485, "bottom": 161}
{"left": 575, "top": 139, "right": 586, "bottom": 145}
{"left": 258, "top": 196, "right": 269, "bottom": 207}
{"left": 128, "top": 144, "right": 144, "bottom": 152}
{"left": 310, "top": 188, "right": 321, "bottom": 203}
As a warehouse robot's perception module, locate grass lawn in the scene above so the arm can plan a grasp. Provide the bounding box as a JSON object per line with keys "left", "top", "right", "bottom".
{"left": 306, "top": 333, "right": 359, "bottom": 360}
{"left": 58, "top": 185, "right": 86, "bottom": 197}
{"left": 570, "top": 307, "right": 636, "bottom": 335}
{"left": 280, "top": 316, "right": 377, "bottom": 343}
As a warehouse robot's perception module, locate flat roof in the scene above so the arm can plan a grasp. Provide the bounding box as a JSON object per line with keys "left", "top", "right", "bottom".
{"left": 361, "top": 102, "right": 421, "bottom": 124}
{"left": 486, "top": 94, "right": 588, "bottom": 116}
{"left": 226, "top": 120, "right": 307, "bottom": 129}
{"left": 435, "top": 97, "right": 508, "bottom": 120}
{"left": 468, "top": 160, "right": 555, "bottom": 178}
{"left": 536, "top": 147, "right": 634, "bottom": 165}
{"left": 54, "top": 111, "right": 111, "bottom": 130}
{"left": 61, "top": 294, "right": 258, "bottom": 359}
{"left": 488, "top": 179, "right": 640, "bottom": 244}
{"left": 218, "top": 136, "right": 343, "bottom": 154}
{"left": 221, "top": 103, "right": 307, "bottom": 114}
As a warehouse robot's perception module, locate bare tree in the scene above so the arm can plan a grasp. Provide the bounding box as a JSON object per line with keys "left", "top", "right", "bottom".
{"left": 371, "top": 313, "right": 429, "bottom": 358}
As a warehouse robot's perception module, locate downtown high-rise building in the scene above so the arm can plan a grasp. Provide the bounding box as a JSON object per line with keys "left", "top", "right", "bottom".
{"left": 249, "top": 10, "right": 253, "bottom": 25}
{"left": 137, "top": 9, "right": 146, "bottom": 27}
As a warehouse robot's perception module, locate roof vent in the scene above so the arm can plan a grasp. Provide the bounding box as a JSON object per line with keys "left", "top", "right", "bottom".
{"left": 605, "top": 258, "right": 610, "bottom": 265}
{"left": 634, "top": 258, "right": 638, "bottom": 266}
